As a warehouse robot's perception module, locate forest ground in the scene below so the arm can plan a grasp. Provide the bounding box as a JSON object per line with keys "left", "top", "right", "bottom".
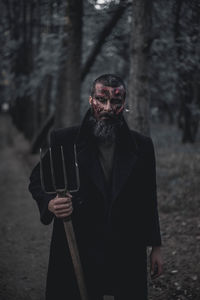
{"left": 0, "top": 112, "right": 200, "bottom": 300}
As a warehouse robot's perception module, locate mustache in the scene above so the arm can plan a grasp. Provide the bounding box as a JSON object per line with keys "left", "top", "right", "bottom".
{"left": 99, "top": 112, "right": 117, "bottom": 119}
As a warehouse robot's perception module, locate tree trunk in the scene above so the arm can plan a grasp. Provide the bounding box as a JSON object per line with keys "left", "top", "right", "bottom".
{"left": 81, "top": 2, "right": 128, "bottom": 81}
{"left": 174, "top": 0, "right": 200, "bottom": 143}
{"left": 127, "top": 0, "right": 152, "bottom": 136}
{"left": 55, "top": 0, "right": 83, "bottom": 128}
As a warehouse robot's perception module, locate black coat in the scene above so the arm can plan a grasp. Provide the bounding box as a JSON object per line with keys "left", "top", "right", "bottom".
{"left": 28, "top": 109, "right": 161, "bottom": 300}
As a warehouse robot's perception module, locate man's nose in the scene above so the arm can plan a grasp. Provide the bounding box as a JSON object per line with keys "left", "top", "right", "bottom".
{"left": 104, "top": 100, "right": 112, "bottom": 111}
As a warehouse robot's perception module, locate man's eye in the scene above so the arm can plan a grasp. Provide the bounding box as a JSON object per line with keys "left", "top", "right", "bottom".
{"left": 95, "top": 96, "right": 106, "bottom": 102}
{"left": 111, "top": 98, "right": 122, "bottom": 104}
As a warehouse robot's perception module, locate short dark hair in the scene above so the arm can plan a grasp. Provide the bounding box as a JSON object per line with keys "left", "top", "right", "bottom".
{"left": 90, "top": 74, "right": 126, "bottom": 98}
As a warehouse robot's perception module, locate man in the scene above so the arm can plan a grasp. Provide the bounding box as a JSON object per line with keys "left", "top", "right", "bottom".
{"left": 29, "top": 74, "right": 163, "bottom": 300}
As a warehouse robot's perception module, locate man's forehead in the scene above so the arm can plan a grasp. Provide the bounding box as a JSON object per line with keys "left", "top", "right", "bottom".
{"left": 94, "top": 83, "right": 125, "bottom": 96}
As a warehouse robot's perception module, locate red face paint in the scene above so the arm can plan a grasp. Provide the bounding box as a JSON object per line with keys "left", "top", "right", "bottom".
{"left": 91, "top": 99, "right": 105, "bottom": 120}
{"left": 114, "top": 88, "right": 120, "bottom": 96}
{"left": 91, "top": 83, "right": 125, "bottom": 120}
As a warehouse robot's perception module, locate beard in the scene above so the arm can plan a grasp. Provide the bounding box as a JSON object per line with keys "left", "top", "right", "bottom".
{"left": 88, "top": 109, "right": 123, "bottom": 144}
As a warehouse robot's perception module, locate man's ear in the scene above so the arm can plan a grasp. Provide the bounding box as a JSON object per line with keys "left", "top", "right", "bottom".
{"left": 89, "top": 96, "right": 92, "bottom": 105}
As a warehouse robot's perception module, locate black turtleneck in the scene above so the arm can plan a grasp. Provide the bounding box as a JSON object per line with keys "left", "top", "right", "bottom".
{"left": 97, "top": 141, "right": 115, "bottom": 185}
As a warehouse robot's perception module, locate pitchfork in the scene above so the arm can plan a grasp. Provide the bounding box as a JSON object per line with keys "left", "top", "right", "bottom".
{"left": 40, "top": 144, "right": 89, "bottom": 300}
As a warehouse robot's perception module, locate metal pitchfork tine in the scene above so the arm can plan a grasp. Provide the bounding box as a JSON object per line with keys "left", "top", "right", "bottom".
{"left": 40, "top": 145, "right": 89, "bottom": 300}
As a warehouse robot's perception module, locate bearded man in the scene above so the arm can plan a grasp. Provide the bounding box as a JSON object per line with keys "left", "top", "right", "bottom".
{"left": 28, "top": 74, "right": 163, "bottom": 300}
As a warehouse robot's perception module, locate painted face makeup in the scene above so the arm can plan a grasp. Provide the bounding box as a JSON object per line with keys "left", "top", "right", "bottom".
{"left": 91, "top": 83, "right": 125, "bottom": 121}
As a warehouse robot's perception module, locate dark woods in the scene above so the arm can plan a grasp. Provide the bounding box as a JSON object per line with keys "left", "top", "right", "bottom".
{"left": 0, "top": 0, "right": 200, "bottom": 151}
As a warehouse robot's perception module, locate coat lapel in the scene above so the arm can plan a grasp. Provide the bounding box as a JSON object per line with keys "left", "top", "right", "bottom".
{"left": 75, "top": 109, "right": 139, "bottom": 204}
{"left": 110, "top": 121, "right": 139, "bottom": 206}
{"left": 76, "top": 140, "right": 108, "bottom": 200}
{"left": 111, "top": 142, "right": 138, "bottom": 205}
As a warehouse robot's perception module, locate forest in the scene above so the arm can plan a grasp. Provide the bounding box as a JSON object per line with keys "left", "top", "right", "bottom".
{"left": 0, "top": 0, "right": 200, "bottom": 300}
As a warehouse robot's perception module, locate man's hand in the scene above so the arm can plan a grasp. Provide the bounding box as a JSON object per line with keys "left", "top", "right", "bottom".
{"left": 150, "top": 246, "right": 163, "bottom": 279}
{"left": 48, "top": 192, "right": 73, "bottom": 218}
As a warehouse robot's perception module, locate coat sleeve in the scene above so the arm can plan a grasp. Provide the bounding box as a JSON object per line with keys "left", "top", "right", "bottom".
{"left": 28, "top": 131, "right": 56, "bottom": 225}
{"left": 145, "top": 137, "right": 162, "bottom": 247}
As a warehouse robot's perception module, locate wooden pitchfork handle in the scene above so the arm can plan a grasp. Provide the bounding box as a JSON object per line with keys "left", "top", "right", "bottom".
{"left": 58, "top": 192, "right": 89, "bottom": 300}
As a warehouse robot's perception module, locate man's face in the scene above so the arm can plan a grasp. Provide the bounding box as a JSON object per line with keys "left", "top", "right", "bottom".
{"left": 89, "top": 83, "right": 125, "bottom": 121}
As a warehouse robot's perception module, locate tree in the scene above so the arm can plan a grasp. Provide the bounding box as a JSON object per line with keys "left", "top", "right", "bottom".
{"left": 174, "top": 0, "right": 200, "bottom": 143}
{"left": 127, "top": 0, "right": 152, "bottom": 136}
{"left": 54, "top": 0, "right": 83, "bottom": 128}
{"left": 81, "top": 1, "right": 128, "bottom": 81}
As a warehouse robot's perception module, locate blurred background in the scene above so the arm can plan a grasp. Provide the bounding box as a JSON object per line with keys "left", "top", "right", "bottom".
{"left": 0, "top": 0, "right": 200, "bottom": 299}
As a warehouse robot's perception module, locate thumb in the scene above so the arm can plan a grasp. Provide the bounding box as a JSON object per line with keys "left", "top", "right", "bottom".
{"left": 150, "top": 257, "right": 155, "bottom": 276}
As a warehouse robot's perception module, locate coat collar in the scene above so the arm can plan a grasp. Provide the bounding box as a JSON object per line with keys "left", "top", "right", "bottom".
{"left": 75, "top": 109, "right": 108, "bottom": 199}
{"left": 75, "top": 109, "right": 139, "bottom": 203}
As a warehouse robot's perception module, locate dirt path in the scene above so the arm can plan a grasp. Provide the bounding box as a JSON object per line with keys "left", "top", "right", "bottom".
{"left": 0, "top": 114, "right": 52, "bottom": 300}
{"left": 0, "top": 113, "right": 200, "bottom": 300}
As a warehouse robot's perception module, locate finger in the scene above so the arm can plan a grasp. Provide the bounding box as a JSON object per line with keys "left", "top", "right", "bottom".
{"left": 150, "top": 261, "right": 155, "bottom": 276}
{"left": 55, "top": 206, "right": 73, "bottom": 214}
{"left": 56, "top": 207, "right": 73, "bottom": 215}
{"left": 56, "top": 211, "right": 72, "bottom": 217}
{"left": 151, "top": 262, "right": 162, "bottom": 279}
{"left": 157, "top": 262, "right": 163, "bottom": 276}
{"left": 56, "top": 210, "right": 73, "bottom": 218}
{"left": 55, "top": 209, "right": 73, "bottom": 215}
{"left": 56, "top": 214, "right": 69, "bottom": 218}
{"left": 54, "top": 203, "right": 72, "bottom": 211}
{"left": 66, "top": 192, "right": 72, "bottom": 198}
{"left": 54, "top": 197, "right": 72, "bottom": 204}
{"left": 151, "top": 263, "right": 159, "bottom": 278}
